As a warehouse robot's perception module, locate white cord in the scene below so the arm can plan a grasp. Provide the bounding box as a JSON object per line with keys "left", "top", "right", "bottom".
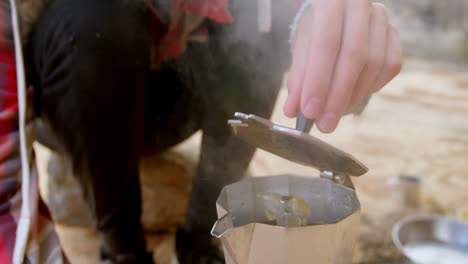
{"left": 9, "top": 0, "right": 32, "bottom": 263}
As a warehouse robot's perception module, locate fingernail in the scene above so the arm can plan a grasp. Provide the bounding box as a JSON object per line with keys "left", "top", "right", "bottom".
{"left": 304, "top": 98, "right": 321, "bottom": 117}
{"left": 318, "top": 113, "right": 338, "bottom": 133}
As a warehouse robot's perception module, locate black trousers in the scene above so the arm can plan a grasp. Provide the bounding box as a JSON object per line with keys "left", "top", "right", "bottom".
{"left": 29, "top": 0, "right": 293, "bottom": 260}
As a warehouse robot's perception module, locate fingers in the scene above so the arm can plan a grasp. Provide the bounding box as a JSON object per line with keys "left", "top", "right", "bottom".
{"left": 285, "top": 0, "right": 401, "bottom": 133}
{"left": 316, "top": 0, "right": 371, "bottom": 133}
{"left": 348, "top": 3, "right": 389, "bottom": 108}
{"left": 284, "top": 17, "right": 312, "bottom": 118}
{"left": 370, "top": 24, "right": 402, "bottom": 93}
{"left": 298, "top": 0, "right": 345, "bottom": 120}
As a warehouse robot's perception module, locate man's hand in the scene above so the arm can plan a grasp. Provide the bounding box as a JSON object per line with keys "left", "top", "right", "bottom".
{"left": 284, "top": 0, "right": 401, "bottom": 133}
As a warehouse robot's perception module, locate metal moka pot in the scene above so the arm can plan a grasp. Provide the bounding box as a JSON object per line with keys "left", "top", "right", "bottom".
{"left": 211, "top": 112, "right": 368, "bottom": 264}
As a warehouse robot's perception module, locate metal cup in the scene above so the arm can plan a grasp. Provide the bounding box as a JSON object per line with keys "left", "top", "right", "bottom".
{"left": 211, "top": 175, "right": 361, "bottom": 264}
{"left": 388, "top": 174, "right": 422, "bottom": 208}
{"left": 392, "top": 215, "right": 468, "bottom": 264}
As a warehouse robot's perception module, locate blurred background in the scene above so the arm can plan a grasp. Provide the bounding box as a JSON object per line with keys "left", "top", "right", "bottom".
{"left": 383, "top": 0, "right": 468, "bottom": 63}
{"left": 34, "top": 1, "right": 468, "bottom": 263}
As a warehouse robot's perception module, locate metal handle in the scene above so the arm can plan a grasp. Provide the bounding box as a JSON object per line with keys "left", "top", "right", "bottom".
{"left": 296, "top": 110, "right": 315, "bottom": 133}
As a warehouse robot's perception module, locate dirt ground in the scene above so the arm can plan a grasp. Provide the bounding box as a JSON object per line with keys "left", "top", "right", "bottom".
{"left": 36, "top": 57, "right": 468, "bottom": 263}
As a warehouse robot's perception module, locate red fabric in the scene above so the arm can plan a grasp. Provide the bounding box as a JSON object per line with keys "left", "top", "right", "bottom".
{"left": 0, "top": 235, "right": 12, "bottom": 264}
{"left": 173, "top": 0, "right": 233, "bottom": 23}
{"left": 146, "top": 0, "right": 304, "bottom": 64}
{"left": 146, "top": 0, "right": 233, "bottom": 64}
{"left": 0, "top": 46, "right": 18, "bottom": 138}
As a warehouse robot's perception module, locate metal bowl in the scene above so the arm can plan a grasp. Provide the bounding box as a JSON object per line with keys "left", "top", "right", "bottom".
{"left": 392, "top": 215, "right": 468, "bottom": 264}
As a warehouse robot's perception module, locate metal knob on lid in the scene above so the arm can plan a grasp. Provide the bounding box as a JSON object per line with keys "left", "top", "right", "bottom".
{"left": 295, "top": 110, "right": 315, "bottom": 133}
